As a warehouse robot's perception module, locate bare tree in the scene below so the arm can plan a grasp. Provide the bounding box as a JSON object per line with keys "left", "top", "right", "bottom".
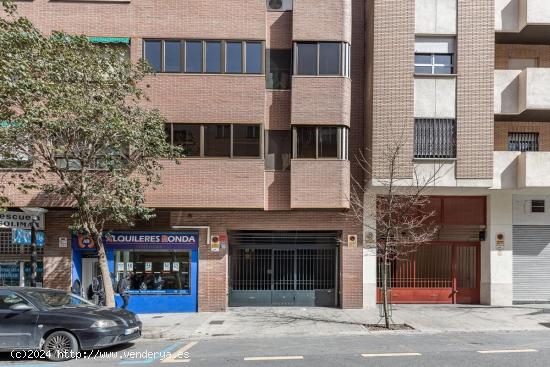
{"left": 346, "top": 138, "right": 445, "bottom": 329}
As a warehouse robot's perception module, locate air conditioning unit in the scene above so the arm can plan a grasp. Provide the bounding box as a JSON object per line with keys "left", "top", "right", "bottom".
{"left": 267, "top": 0, "right": 292, "bottom": 12}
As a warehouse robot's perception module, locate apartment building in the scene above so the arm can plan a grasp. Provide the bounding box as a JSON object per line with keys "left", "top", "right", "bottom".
{"left": 362, "top": 0, "right": 550, "bottom": 307}
{"left": 2, "top": 0, "right": 549, "bottom": 312}
{"left": 0, "top": 0, "right": 365, "bottom": 313}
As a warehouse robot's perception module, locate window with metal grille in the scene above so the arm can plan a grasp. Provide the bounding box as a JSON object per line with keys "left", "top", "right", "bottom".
{"left": 508, "top": 132, "right": 539, "bottom": 152}
{"left": 414, "top": 118, "right": 457, "bottom": 158}
{"left": 531, "top": 200, "right": 545, "bottom": 213}
{"left": 0, "top": 228, "right": 44, "bottom": 256}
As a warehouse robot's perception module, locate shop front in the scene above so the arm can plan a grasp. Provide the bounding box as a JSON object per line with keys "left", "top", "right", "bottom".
{"left": 72, "top": 231, "right": 199, "bottom": 313}
{"left": 0, "top": 210, "right": 46, "bottom": 287}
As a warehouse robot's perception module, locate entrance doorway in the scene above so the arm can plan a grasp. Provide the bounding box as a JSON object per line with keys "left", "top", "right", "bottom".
{"left": 229, "top": 231, "right": 339, "bottom": 307}
{"left": 81, "top": 257, "right": 99, "bottom": 300}
{"left": 377, "top": 242, "right": 480, "bottom": 304}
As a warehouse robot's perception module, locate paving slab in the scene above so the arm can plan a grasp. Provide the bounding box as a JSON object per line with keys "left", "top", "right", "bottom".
{"left": 139, "top": 304, "right": 550, "bottom": 340}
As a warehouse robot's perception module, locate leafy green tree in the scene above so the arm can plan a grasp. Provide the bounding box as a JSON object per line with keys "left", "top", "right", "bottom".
{"left": 0, "top": 1, "right": 179, "bottom": 306}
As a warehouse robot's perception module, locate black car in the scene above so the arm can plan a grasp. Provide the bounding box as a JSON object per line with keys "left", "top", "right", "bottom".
{"left": 0, "top": 287, "right": 141, "bottom": 361}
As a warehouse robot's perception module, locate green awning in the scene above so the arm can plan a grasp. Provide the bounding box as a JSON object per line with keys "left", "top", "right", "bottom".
{"left": 89, "top": 37, "right": 130, "bottom": 44}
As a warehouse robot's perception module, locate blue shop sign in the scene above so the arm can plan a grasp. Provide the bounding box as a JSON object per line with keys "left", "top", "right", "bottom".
{"left": 12, "top": 228, "right": 46, "bottom": 247}
{"left": 105, "top": 232, "right": 199, "bottom": 249}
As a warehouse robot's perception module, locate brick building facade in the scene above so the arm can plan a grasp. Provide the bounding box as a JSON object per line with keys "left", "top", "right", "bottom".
{"left": 4, "top": 0, "right": 550, "bottom": 310}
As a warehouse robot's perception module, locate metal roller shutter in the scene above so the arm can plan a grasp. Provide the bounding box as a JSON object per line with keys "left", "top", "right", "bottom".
{"left": 513, "top": 226, "right": 550, "bottom": 302}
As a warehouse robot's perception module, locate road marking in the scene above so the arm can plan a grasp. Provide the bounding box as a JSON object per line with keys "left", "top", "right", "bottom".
{"left": 477, "top": 349, "right": 538, "bottom": 354}
{"left": 161, "top": 341, "right": 199, "bottom": 363}
{"left": 244, "top": 356, "right": 304, "bottom": 361}
{"left": 119, "top": 342, "right": 183, "bottom": 365}
{"left": 361, "top": 352, "right": 422, "bottom": 357}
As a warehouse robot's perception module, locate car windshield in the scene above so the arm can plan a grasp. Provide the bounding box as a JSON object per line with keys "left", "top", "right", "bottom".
{"left": 26, "top": 290, "right": 96, "bottom": 309}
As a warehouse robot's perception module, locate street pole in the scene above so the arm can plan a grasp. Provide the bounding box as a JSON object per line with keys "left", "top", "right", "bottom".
{"left": 30, "top": 216, "right": 38, "bottom": 287}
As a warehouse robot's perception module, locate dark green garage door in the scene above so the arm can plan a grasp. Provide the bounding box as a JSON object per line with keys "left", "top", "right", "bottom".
{"left": 229, "top": 231, "right": 340, "bottom": 307}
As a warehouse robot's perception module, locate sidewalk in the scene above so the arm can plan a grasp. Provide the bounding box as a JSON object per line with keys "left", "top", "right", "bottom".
{"left": 139, "top": 304, "right": 550, "bottom": 340}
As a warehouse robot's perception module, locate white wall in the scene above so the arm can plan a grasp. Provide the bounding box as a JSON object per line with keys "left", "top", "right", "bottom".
{"left": 513, "top": 194, "right": 550, "bottom": 225}
{"left": 363, "top": 194, "right": 377, "bottom": 308}
{"left": 416, "top": 0, "right": 457, "bottom": 34}
{"left": 414, "top": 77, "right": 456, "bottom": 118}
{"left": 496, "top": 0, "right": 520, "bottom": 31}
{"left": 482, "top": 193, "right": 514, "bottom": 306}
{"left": 494, "top": 69, "right": 521, "bottom": 114}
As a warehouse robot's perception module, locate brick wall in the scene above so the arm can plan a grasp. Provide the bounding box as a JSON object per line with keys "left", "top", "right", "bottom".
{"left": 496, "top": 44, "right": 550, "bottom": 69}
{"left": 290, "top": 160, "right": 351, "bottom": 209}
{"left": 17, "top": 0, "right": 266, "bottom": 40}
{"left": 368, "top": 0, "right": 415, "bottom": 179}
{"left": 456, "top": 0, "right": 494, "bottom": 179}
{"left": 291, "top": 77, "right": 352, "bottom": 127}
{"left": 293, "top": 0, "right": 352, "bottom": 43}
{"left": 146, "top": 159, "right": 265, "bottom": 209}
{"left": 264, "top": 171, "right": 291, "bottom": 211}
{"left": 43, "top": 211, "right": 73, "bottom": 290}
{"left": 495, "top": 121, "right": 550, "bottom": 151}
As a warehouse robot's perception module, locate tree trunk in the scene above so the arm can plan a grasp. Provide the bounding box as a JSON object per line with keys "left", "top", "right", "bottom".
{"left": 382, "top": 252, "right": 390, "bottom": 329}
{"left": 91, "top": 231, "right": 116, "bottom": 308}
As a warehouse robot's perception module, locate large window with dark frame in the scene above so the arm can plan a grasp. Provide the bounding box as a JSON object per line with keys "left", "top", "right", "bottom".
{"left": 414, "top": 118, "right": 457, "bottom": 159}
{"left": 266, "top": 49, "right": 292, "bottom": 89}
{"left": 294, "top": 42, "right": 350, "bottom": 77}
{"left": 165, "top": 123, "right": 262, "bottom": 158}
{"left": 292, "top": 126, "right": 348, "bottom": 159}
{"left": 143, "top": 39, "right": 264, "bottom": 74}
{"left": 508, "top": 132, "right": 539, "bottom": 152}
{"left": 414, "top": 53, "right": 454, "bottom": 74}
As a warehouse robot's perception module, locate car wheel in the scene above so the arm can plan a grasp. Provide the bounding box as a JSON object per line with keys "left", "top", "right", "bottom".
{"left": 43, "top": 331, "right": 79, "bottom": 361}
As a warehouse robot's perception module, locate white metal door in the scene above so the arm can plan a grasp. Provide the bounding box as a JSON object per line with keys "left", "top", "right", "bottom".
{"left": 513, "top": 226, "right": 550, "bottom": 302}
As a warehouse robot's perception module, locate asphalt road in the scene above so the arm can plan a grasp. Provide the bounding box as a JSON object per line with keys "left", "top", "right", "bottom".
{"left": 2, "top": 330, "right": 550, "bottom": 366}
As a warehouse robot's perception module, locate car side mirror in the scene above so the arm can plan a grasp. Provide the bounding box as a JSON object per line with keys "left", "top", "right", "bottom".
{"left": 9, "top": 303, "right": 33, "bottom": 312}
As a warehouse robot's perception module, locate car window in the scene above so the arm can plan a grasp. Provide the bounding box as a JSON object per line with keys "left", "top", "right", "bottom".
{"left": 0, "top": 292, "right": 29, "bottom": 310}
{"left": 26, "top": 291, "right": 95, "bottom": 309}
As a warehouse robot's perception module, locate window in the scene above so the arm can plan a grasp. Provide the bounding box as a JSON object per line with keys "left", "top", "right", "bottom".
{"left": 414, "top": 37, "right": 455, "bottom": 74}
{"left": 508, "top": 132, "right": 539, "bottom": 152}
{"left": 185, "top": 41, "right": 203, "bottom": 73}
{"left": 265, "top": 130, "right": 291, "bottom": 170}
{"left": 415, "top": 53, "right": 453, "bottom": 74}
{"left": 295, "top": 126, "right": 316, "bottom": 158}
{"left": 172, "top": 124, "right": 200, "bottom": 157}
{"left": 165, "top": 124, "right": 262, "bottom": 158}
{"left": 226, "top": 42, "right": 243, "bottom": 73}
{"left": 164, "top": 41, "right": 182, "bottom": 72}
{"left": 295, "top": 42, "right": 349, "bottom": 76}
{"left": 143, "top": 40, "right": 162, "bottom": 72}
{"left": 233, "top": 125, "right": 261, "bottom": 157}
{"left": 115, "top": 250, "right": 191, "bottom": 293}
{"left": 205, "top": 41, "right": 222, "bottom": 73}
{"left": 144, "top": 39, "right": 263, "bottom": 74}
{"left": 25, "top": 290, "right": 92, "bottom": 308}
{"left": 319, "top": 43, "right": 340, "bottom": 75}
{"left": 245, "top": 42, "right": 263, "bottom": 74}
{"left": 531, "top": 200, "right": 545, "bottom": 213}
{"left": 0, "top": 292, "right": 29, "bottom": 310}
{"left": 267, "top": 49, "right": 292, "bottom": 89}
{"left": 293, "top": 126, "right": 348, "bottom": 159}
{"left": 204, "top": 124, "right": 231, "bottom": 157}
{"left": 414, "top": 118, "right": 457, "bottom": 158}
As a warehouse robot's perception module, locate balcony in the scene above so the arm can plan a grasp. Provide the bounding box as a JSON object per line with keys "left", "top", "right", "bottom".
{"left": 494, "top": 151, "right": 550, "bottom": 188}
{"left": 496, "top": 0, "right": 550, "bottom": 43}
{"left": 494, "top": 68, "right": 550, "bottom": 121}
{"left": 291, "top": 77, "right": 351, "bottom": 126}
{"left": 293, "top": 0, "right": 351, "bottom": 42}
{"left": 290, "top": 160, "right": 350, "bottom": 209}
